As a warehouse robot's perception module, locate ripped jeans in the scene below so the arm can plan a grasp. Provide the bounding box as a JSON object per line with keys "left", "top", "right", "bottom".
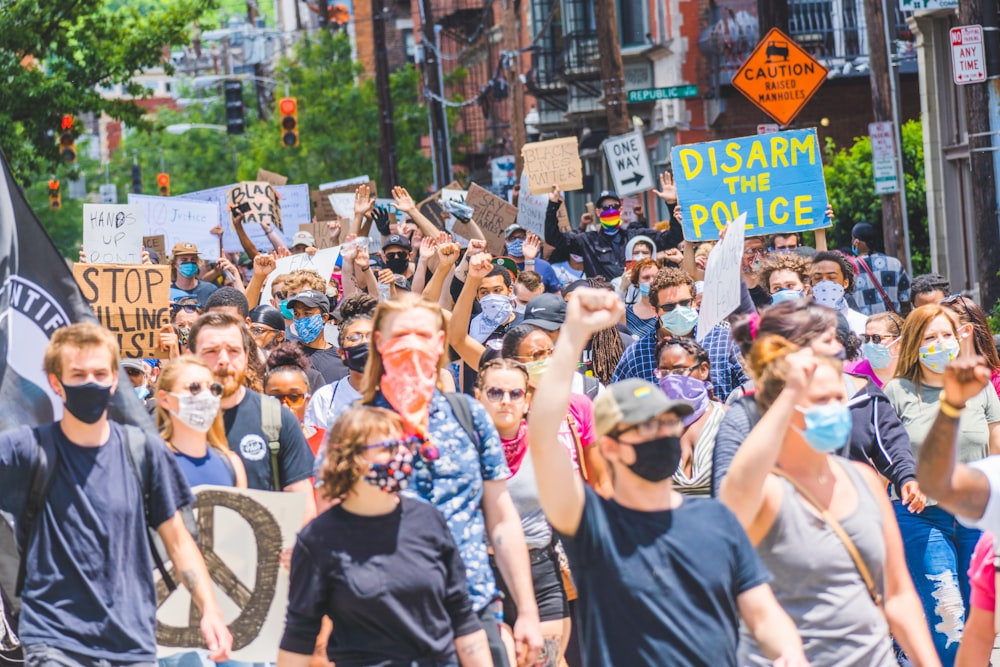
{"left": 893, "top": 502, "right": 980, "bottom": 666}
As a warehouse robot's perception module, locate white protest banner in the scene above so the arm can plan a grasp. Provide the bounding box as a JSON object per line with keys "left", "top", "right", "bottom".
{"left": 156, "top": 486, "right": 306, "bottom": 662}
{"left": 697, "top": 212, "right": 746, "bottom": 342}
{"left": 328, "top": 192, "right": 355, "bottom": 220}
{"left": 82, "top": 203, "right": 144, "bottom": 264}
{"left": 128, "top": 194, "right": 220, "bottom": 259}
{"left": 261, "top": 246, "right": 342, "bottom": 304}
{"left": 516, "top": 171, "right": 550, "bottom": 239}
{"left": 177, "top": 185, "right": 309, "bottom": 253}
{"left": 319, "top": 174, "right": 370, "bottom": 191}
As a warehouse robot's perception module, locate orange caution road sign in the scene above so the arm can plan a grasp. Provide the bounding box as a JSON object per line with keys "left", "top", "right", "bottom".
{"left": 732, "top": 28, "right": 828, "bottom": 127}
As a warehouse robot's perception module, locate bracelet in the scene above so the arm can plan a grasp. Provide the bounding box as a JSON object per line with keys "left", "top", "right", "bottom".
{"left": 938, "top": 391, "right": 965, "bottom": 418}
{"left": 360, "top": 264, "right": 371, "bottom": 272}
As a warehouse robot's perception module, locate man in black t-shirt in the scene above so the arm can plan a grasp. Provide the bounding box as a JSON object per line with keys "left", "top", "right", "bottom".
{"left": 0, "top": 322, "right": 231, "bottom": 665}
{"left": 527, "top": 289, "right": 808, "bottom": 667}
{"left": 286, "top": 289, "right": 347, "bottom": 384}
{"left": 189, "top": 312, "right": 317, "bottom": 521}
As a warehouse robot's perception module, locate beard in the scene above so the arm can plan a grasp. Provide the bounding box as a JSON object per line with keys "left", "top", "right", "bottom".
{"left": 215, "top": 368, "right": 245, "bottom": 397}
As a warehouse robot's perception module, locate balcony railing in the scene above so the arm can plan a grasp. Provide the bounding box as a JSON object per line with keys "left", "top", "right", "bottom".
{"left": 563, "top": 32, "right": 600, "bottom": 78}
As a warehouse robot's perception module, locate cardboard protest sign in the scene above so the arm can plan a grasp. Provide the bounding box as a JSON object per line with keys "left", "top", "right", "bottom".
{"left": 82, "top": 203, "right": 144, "bottom": 264}
{"left": 671, "top": 128, "right": 829, "bottom": 241}
{"left": 229, "top": 181, "right": 282, "bottom": 232}
{"left": 128, "top": 194, "right": 220, "bottom": 260}
{"left": 73, "top": 264, "right": 170, "bottom": 358}
{"left": 310, "top": 189, "right": 339, "bottom": 222}
{"left": 521, "top": 137, "right": 583, "bottom": 195}
{"left": 156, "top": 486, "right": 305, "bottom": 662}
{"left": 256, "top": 168, "right": 288, "bottom": 186}
{"left": 697, "top": 213, "right": 746, "bottom": 341}
{"left": 298, "top": 222, "right": 336, "bottom": 250}
{"left": 261, "top": 247, "right": 342, "bottom": 304}
{"left": 467, "top": 183, "right": 517, "bottom": 255}
{"left": 516, "top": 171, "right": 549, "bottom": 239}
{"left": 142, "top": 235, "right": 167, "bottom": 263}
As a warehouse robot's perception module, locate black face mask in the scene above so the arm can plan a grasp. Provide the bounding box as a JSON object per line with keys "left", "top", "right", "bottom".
{"left": 623, "top": 435, "right": 682, "bottom": 482}
{"left": 386, "top": 257, "right": 409, "bottom": 275}
{"left": 61, "top": 381, "right": 114, "bottom": 424}
{"left": 342, "top": 342, "right": 369, "bottom": 373}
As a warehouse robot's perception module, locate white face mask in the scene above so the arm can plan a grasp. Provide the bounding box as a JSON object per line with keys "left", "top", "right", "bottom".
{"left": 170, "top": 392, "right": 221, "bottom": 433}
{"left": 812, "top": 281, "right": 846, "bottom": 311}
{"left": 479, "top": 293, "right": 514, "bottom": 325}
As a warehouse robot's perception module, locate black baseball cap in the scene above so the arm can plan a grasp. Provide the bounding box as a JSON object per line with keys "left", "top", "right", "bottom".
{"left": 382, "top": 234, "right": 412, "bottom": 252}
{"left": 522, "top": 293, "right": 567, "bottom": 331}
{"left": 249, "top": 304, "right": 286, "bottom": 330}
{"left": 287, "top": 289, "right": 331, "bottom": 314}
{"left": 596, "top": 190, "right": 621, "bottom": 208}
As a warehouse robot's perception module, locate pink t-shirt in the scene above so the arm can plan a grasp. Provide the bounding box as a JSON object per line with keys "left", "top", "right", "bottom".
{"left": 557, "top": 393, "right": 597, "bottom": 469}
{"left": 968, "top": 531, "right": 996, "bottom": 612}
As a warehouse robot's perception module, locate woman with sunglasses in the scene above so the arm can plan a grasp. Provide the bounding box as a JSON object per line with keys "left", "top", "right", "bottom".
{"left": 263, "top": 343, "right": 325, "bottom": 457}
{"left": 883, "top": 304, "right": 1000, "bottom": 663}
{"left": 654, "top": 337, "right": 725, "bottom": 497}
{"left": 278, "top": 407, "right": 491, "bottom": 667}
{"left": 845, "top": 311, "right": 904, "bottom": 388}
{"left": 475, "top": 358, "right": 572, "bottom": 667}
{"left": 155, "top": 357, "right": 247, "bottom": 488}
{"left": 720, "top": 336, "right": 937, "bottom": 666}
{"left": 941, "top": 294, "right": 1000, "bottom": 398}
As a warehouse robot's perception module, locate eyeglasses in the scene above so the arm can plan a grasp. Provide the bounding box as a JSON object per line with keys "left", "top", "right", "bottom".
{"left": 272, "top": 290, "right": 287, "bottom": 301}
{"left": 861, "top": 334, "right": 896, "bottom": 345}
{"left": 743, "top": 247, "right": 765, "bottom": 258}
{"left": 658, "top": 298, "right": 693, "bottom": 313}
{"left": 363, "top": 435, "right": 429, "bottom": 455}
{"left": 182, "top": 382, "right": 223, "bottom": 397}
{"left": 342, "top": 332, "right": 371, "bottom": 345}
{"left": 517, "top": 347, "right": 553, "bottom": 363}
{"left": 250, "top": 325, "right": 279, "bottom": 337}
{"left": 612, "top": 414, "right": 684, "bottom": 441}
{"left": 484, "top": 387, "right": 527, "bottom": 403}
{"left": 124, "top": 367, "right": 145, "bottom": 378}
{"left": 269, "top": 391, "right": 308, "bottom": 408}
{"left": 171, "top": 304, "right": 200, "bottom": 314}
{"left": 653, "top": 366, "right": 694, "bottom": 379}
{"left": 385, "top": 251, "right": 409, "bottom": 260}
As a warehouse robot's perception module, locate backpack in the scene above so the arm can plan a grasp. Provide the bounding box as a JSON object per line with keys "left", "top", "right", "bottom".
{"left": 261, "top": 395, "right": 283, "bottom": 491}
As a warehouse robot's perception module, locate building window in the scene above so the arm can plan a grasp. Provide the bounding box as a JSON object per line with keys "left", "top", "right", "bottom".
{"left": 402, "top": 28, "right": 416, "bottom": 63}
{"left": 617, "top": 0, "right": 648, "bottom": 48}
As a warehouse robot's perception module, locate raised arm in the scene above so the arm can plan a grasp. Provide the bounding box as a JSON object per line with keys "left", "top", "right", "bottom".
{"left": 445, "top": 251, "right": 489, "bottom": 368}
{"left": 543, "top": 186, "right": 575, "bottom": 252}
{"left": 349, "top": 184, "right": 375, "bottom": 237}
{"left": 245, "top": 252, "right": 276, "bottom": 309}
{"left": 528, "top": 287, "right": 623, "bottom": 536}
{"left": 916, "top": 357, "right": 994, "bottom": 520}
{"left": 393, "top": 186, "right": 440, "bottom": 239}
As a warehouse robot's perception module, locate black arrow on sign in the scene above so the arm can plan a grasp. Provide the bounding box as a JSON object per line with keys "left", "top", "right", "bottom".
{"left": 621, "top": 171, "right": 645, "bottom": 187}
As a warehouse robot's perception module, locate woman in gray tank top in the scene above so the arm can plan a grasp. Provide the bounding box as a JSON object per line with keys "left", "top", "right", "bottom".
{"left": 719, "top": 335, "right": 939, "bottom": 667}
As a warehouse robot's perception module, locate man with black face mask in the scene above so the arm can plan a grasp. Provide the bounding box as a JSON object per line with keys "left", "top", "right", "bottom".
{"left": 381, "top": 233, "right": 414, "bottom": 281}
{"left": 526, "top": 288, "right": 808, "bottom": 667}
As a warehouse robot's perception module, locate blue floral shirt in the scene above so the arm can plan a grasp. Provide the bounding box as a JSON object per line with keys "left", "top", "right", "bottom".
{"left": 374, "top": 390, "right": 510, "bottom": 612}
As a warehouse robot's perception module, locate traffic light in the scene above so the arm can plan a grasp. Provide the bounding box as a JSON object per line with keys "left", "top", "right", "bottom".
{"left": 48, "top": 180, "right": 61, "bottom": 209}
{"left": 157, "top": 173, "right": 170, "bottom": 197}
{"left": 131, "top": 164, "right": 142, "bottom": 194}
{"left": 58, "top": 115, "right": 76, "bottom": 163}
{"left": 278, "top": 97, "right": 299, "bottom": 147}
{"left": 224, "top": 80, "right": 245, "bottom": 135}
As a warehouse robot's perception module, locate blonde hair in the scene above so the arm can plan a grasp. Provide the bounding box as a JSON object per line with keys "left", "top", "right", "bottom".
{"left": 361, "top": 293, "right": 447, "bottom": 404}
{"left": 320, "top": 407, "right": 405, "bottom": 500}
{"left": 748, "top": 335, "right": 842, "bottom": 411}
{"left": 282, "top": 269, "right": 326, "bottom": 295}
{"left": 155, "top": 357, "right": 230, "bottom": 454}
{"left": 44, "top": 322, "right": 120, "bottom": 377}
{"left": 894, "top": 304, "right": 958, "bottom": 386}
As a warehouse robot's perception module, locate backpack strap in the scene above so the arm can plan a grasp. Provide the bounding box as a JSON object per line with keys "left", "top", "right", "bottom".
{"left": 260, "top": 395, "right": 283, "bottom": 491}
{"left": 15, "top": 425, "right": 59, "bottom": 596}
{"left": 444, "top": 392, "right": 479, "bottom": 448}
{"left": 121, "top": 424, "right": 178, "bottom": 592}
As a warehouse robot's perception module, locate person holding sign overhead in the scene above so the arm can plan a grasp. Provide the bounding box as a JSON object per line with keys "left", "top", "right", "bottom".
{"left": 544, "top": 180, "right": 682, "bottom": 282}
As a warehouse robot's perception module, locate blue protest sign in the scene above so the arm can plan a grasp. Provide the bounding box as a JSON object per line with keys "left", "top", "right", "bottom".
{"left": 670, "top": 128, "right": 829, "bottom": 241}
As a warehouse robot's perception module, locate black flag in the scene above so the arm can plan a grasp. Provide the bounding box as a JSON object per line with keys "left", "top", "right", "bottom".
{"left": 0, "top": 148, "right": 155, "bottom": 431}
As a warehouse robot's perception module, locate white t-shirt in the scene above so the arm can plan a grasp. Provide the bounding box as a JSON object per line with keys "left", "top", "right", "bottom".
{"left": 958, "top": 456, "right": 1000, "bottom": 533}
{"left": 304, "top": 376, "right": 362, "bottom": 430}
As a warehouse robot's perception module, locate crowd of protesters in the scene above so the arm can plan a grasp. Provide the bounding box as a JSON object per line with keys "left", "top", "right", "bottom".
{"left": 7, "top": 170, "right": 1000, "bottom": 667}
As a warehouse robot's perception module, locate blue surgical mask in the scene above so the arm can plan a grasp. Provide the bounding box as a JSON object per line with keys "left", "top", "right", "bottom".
{"left": 659, "top": 305, "right": 698, "bottom": 336}
{"left": 918, "top": 339, "right": 960, "bottom": 374}
{"left": 295, "top": 313, "right": 326, "bottom": 344}
{"left": 134, "top": 384, "right": 150, "bottom": 401}
{"left": 506, "top": 239, "right": 524, "bottom": 257}
{"left": 795, "top": 402, "right": 851, "bottom": 453}
{"left": 770, "top": 289, "right": 804, "bottom": 305}
{"left": 862, "top": 342, "right": 893, "bottom": 370}
{"left": 638, "top": 283, "right": 650, "bottom": 297}
{"left": 178, "top": 262, "right": 199, "bottom": 279}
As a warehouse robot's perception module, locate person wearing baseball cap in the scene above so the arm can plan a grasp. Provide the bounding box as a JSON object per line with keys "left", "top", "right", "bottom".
{"left": 290, "top": 231, "right": 316, "bottom": 255}
{"left": 382, "top": 234, "right": 414, "bottom": 280}
{"left": 850, "top": 221, "right": 910, "bottom": 316}
{"left": 169, "top": 241, "right": 218, "bottom": 306}
{"left": 502, "top": 225, "right": 561, "bottom": 293}
{"left": 286, "top": 289, "right": 347, "bottom": 384}
{"left": 525, "top": 286, "right": 806, "bottom": 667}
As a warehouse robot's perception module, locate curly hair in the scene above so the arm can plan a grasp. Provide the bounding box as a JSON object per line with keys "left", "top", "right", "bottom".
{"left": 810, "top": 251, "right": 856, "bottom": 294}
{"left": 654, "top": 337, "right": 710, "bottom": 369}
{"left": 282, "top": 269, "right": 327, "bottom": 295}
{"left": 320, "top": 407, "right": 406, "bottom": 500}
{"left": 338, "top": 293, "right": 378, "bottom": 321}
{"left": 264, "top": 340, "right": 313, "bottom": 388}
{"left": 648, "top": 267, "right": 696, "bottom": 310}
{"left": 755, "top": 252, "right": 811, "bottom": 294}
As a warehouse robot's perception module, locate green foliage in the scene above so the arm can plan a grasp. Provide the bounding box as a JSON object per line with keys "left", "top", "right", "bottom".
{"left": 0, "top": 0, "right": 218, "bottom": 182}
{"left": 823, "top": 120, "right": 929, "bottom": 274}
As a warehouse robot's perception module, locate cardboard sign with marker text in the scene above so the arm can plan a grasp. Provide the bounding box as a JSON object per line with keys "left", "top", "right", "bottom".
{"left": 256, "top": 169, "right": 288, "bottom": 186}
{"left": 467, "top": 183, "right": 517, "bottom": 255}
{"left": 73, "top": 264, "right": 171, "bottom": 358}
{"left": 228, "top": 182, "right": 283, "bottom": 233}
{"left": 521, "top": 137, "right": 583, "bottom": 195}
{"left": 142, "top": 235, "right": 167, "bottom": 263}
{"left": 310, "top": 189, "right": 339, "bottom": 222}
{"left": 82, "top": 203, "right": 144, "bottom": 264}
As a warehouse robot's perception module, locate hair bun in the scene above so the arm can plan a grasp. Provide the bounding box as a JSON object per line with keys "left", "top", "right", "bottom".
{"left": 747, "top": 334, "right": 798, "bottom": 379}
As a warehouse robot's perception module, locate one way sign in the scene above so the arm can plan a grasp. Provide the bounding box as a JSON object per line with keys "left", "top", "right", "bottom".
{"left": 604, "top": 131, "right": 654, "bottom": 197}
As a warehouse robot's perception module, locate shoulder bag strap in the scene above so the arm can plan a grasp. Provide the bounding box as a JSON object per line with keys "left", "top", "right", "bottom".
{"left": 856, "top": 256, "right": 896, "bottom": 315}
{"left": 771, "top": 467, "right": 883, "bottom": 608}
{"left": 260, "top": 395, "right": 283, "bottom": 491}
{"left": 564, "top": 414, "right": 588, "bottom": 482}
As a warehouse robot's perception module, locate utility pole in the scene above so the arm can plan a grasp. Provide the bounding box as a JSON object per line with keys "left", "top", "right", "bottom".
{"left": 318, "top": 0, "right": 329, "bottom": 28}
{"left": 418, "top": 0, "right": 451, "bottom": 189}
{"left": 371, "top": 0, "right": 399, "bottom": 189}
{"left": 246, "top": 2, "right": 268, "bottom": 120}
{"left": 961, "top": 0, "right": 1000, "bottom": 304}
{"left": 864, "top": 0, "right": 908, "bottom": 265}
{"left": 502, "top": 0, "right": 526, "bottom": 175}
{"left": 593, "top": 0, "right": 630, "bottom": 137}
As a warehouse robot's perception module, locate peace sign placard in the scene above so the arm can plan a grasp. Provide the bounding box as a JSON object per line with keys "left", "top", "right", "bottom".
{"left": 155, "top": 486, "right": 306, "bottom": 662}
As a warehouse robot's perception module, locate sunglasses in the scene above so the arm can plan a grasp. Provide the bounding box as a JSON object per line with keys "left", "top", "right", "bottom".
{"left": 612, "top": 414, "right": 683, "bottom": 440}
{"left": 124, "top": 367, "right": 145, "bottom": 378}
{"left": 272, "top": 290, "right": 287, "bottom": 301}
{"left": 940, "top": 294, "right": 974, "bottom": 322}
{"left": 861, "top": 334, "right": 896, "bottom": 345}
{"left": 484, "top": 387, "right": 527, "bottom": 403}
{"left": 658, "top": 298, "right": 694, "bottom": 313}
{"left": 270, "top": 391, "right": 308, "bottom": 408}
{"left": 171, "top": 304, "right": 200, "bottom": 314}
{"left": 517, "top": 347, "right": 553, "bottom": 363}
{"left": 363, "top": 435, "right": 426, "bottom": 454}
{"left": 250, "top": 325, "right": 279, "bottom": 337}
{"left": 385, "top": 251, "right": 409, "bottom": 261}
{"left": 182, "top": 381, "right": 224, "bottom": 397}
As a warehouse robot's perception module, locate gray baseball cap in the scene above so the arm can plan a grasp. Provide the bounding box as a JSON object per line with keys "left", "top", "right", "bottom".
{"left": 593, "top": 378, "right": 694, "bottom": 437}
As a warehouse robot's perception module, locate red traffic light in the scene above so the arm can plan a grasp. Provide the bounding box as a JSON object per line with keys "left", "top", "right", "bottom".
{"left": 157, "top": 173, "right": 170, "bottom": 187}
{"left": 61, "top": 115, "right": 74, "bottom": 130}
{"left": 279, "top": 98, "right": 297, "bottom": 115}
{"left": 48, "top": 179, "right": 59, "bottom": 190}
